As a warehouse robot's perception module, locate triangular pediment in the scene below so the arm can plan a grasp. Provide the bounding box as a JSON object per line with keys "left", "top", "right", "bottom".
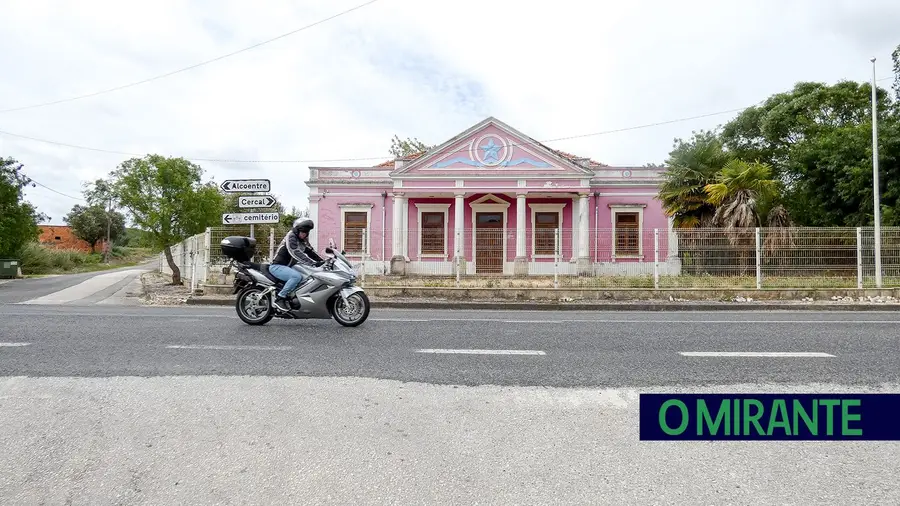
{"left": 471, "top": 193, "right": 510, "bottom": 206}
{"left": 390, "top": 117, "right": 595, "bottom": 177}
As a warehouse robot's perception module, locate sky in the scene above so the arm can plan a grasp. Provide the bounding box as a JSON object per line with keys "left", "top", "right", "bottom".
{"left": 1, "top": 0, "right": 898, "bottom": 225}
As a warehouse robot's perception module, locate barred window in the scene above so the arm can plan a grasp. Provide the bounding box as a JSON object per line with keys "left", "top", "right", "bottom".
{"left": 343, "top": 212, "right": 367, "bottom": 253}
{"left": 615, "top": 212, "right": 639, "bottom": 255}
{"left": 421, "top": 212, "right": 445, "bottom": 255}
{"left": 534, "top": 212, "right": 559, "bottom": 255}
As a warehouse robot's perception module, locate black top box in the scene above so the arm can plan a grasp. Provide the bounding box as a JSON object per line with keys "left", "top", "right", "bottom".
{"left": 221, "top": 236, "right": 257, "bottom": 262}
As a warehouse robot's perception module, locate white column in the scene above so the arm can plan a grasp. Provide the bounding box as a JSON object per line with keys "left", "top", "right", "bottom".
{"left": 578, "top": 194, "right": 589, "bottom": 258}
{"left": 308, "top": 197, "right": 319, "bottom": 249}
{"left": 569, "top": 196, "right": 578, "bottom": 261}
{"left": 516, "top": 193, "right": 526, "bottom": 259}
{"left": 454, "top": 193, "right": 465, "bottom": 257}
{"left": 392, "top": 194, "right": 405, "bottom": 259}
{"left": 400, "top": 196, "right": 409, "bottom": 260}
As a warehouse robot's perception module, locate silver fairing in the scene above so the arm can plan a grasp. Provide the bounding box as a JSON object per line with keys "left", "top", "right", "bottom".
{"left": 289, "top": 278, "right": 347, "bottom": 319}
{"left": 311, "top": 271, "right": 348, "bottom": 285}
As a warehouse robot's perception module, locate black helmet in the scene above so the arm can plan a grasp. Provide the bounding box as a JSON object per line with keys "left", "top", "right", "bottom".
{"left": 292, "top": 218, "right": 314, "bottom": 235}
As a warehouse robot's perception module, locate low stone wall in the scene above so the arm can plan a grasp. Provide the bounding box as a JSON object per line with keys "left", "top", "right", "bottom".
{"left": 198, "top": 283, "right": 900, "bottom": 302}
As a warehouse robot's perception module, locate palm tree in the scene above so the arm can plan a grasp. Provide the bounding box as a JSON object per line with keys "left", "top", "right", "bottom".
{"left": 658, "top": 130, "right": 732, "bottom": 229}
{"left": 703, "top": 159, "right": 782, "bottom": 274}
{"left": 658, "top": 165, "right": 718, "bottom": 229}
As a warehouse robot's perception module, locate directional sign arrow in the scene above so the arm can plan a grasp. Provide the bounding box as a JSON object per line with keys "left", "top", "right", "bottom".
{"left": 238, "top": 195, "right": 277, "bottom": 209}
{"left": 222, "top": 212, "right": 280, "bottom": 225}
{"left": 220, "top": 179, "right": 271, "bottom": 193}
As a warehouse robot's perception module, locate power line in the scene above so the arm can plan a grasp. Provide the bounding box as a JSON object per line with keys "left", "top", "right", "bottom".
{"left": 0, "top": 0, "right": 381, "bottom": 115}
{"left": 8, "top": 75, "right": 897, "bottom": 199}
{"left": 7, "top": 105, "right": 758, "bottom": 201}
{"left": 0, "top": 76, "right": 894, "bottom": 164}
{"left": 24, "top": 176, "right": 85, "bottom": 201}
{"left": 0, "top": 104, "right": 762, "bottom": 164}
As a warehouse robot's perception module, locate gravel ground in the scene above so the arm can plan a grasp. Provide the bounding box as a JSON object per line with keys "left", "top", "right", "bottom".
{"left": 139, "top": 272, "right": 193, "bottom": 306}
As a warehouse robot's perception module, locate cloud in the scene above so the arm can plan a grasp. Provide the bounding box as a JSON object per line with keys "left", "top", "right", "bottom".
{"left": 0, "top": 0, "right": 897, "bottom": 225}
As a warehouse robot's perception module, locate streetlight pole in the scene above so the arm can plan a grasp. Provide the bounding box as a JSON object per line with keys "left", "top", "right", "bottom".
{"left": 870, "top": 57, "right": 882, "bottom": 288}
{"left": 104, "top": 196, "right": 112, "bottom": 264}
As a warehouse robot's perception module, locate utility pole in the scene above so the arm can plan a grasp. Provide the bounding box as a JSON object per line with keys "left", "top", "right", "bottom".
{"left": 870, "top": 57, "right": 883, "bottom": 288}
{"left": 104, "top": 196, "right": 112, "bottom": 264}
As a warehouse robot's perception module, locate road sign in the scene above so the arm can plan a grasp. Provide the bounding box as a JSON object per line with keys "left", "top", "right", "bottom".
{"left": 220, "top": 179, "right": 270, "bottom": 193}
{"left": 238, "top": 195, "right": 277, "bottom": 209}
{"left": 222, "top": 212, "right": 280, "bottom": 225}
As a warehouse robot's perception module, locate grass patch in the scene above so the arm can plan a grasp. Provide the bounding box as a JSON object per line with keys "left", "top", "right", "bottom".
{"left": 17, "top": 242, "right": 155, "bottom": 276}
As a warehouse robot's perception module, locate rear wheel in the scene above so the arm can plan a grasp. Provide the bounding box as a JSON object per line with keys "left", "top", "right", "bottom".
{"left": 236, "top": 287, "right": 275, "bottom": 325}
{"left": 331, "top": 291, "right": 370, "bottom": 327}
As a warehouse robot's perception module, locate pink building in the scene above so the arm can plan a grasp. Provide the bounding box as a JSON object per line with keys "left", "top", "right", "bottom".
{"left": 306, "top": 117, "right": 677, "bottom": 276}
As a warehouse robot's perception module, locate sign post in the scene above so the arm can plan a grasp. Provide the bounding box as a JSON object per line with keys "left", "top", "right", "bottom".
{"left": 220, "top": 179, "right": 278, "bottom": 240}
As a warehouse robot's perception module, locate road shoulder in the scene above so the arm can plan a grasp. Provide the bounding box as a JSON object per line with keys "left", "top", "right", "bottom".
{"left": 135, "top": 271, "right": 900, "bottom": 311}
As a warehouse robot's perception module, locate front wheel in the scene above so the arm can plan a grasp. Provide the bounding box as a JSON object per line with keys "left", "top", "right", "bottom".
{"left": 236, "top": 287, "right": 275, "bottom": 325}
{"left": 331, "top": 291, "right": 370, "bottom": 327}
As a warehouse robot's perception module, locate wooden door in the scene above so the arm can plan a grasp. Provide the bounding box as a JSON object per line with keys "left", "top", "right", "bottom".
{"left": 475, "top": 212, "right": 503, "bottom": 274}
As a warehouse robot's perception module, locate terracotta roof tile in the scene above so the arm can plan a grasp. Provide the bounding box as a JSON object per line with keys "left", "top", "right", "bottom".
{"left": 547, "top": 149, "right": 604, "bottom": 167}
{"left": 373, "top": 151, "right": 426, "bottom": 168}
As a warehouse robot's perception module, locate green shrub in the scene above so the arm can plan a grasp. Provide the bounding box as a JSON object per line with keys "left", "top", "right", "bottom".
{"left": 19, "top": 242, "right": 101, "bottom": 275}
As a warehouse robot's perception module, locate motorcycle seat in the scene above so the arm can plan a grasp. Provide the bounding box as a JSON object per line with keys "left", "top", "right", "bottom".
{"left": 247, "top": 261, "right": 284, "bottom": 286}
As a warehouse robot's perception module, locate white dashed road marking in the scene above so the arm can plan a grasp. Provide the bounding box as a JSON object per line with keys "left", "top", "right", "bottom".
{"left": 679, "top": 352, "right": 835, "bottom": 358}
{"left": 415, "top": 349, "right": 547, "bottom": 355}
{"left": 0, "top": 343, "right": 31, "bottom": 347}
{"left": 166, "top": 345, "right": 293, "bottom": 351}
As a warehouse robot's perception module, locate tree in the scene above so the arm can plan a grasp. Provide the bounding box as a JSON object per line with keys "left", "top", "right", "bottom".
{"left": 104, "top": 155, "right": 227, "bottom": 284}
{"left": 892, "top": 43, "right": 900, "bottom": 103}
{"left": 63, "top": 204, "right": 125, "bottom": 253}
{"left": 658, "top": 129, "right": 733, "bottom": 228}
{"left": 719, "top": 80, "right": 900, "bottom": 226}
{"left": 0, "top": 157, "right": 47, "bottom": 258}
{"left": 280, "top": 205, "right": 309, "bottom": 228}
{"left": 704, "top": 159, "right": 780, "bottom": 229}
{"left": 83, "top": 178, "right": 123, "bottom": 261}
{"left": 389, "top": 135, "right": 433, "bottom": 158}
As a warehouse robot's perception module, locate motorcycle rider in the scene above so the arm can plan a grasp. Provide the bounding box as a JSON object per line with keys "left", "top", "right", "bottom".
{"left": 268, "top": 218, "right": 325, "bottom": 312}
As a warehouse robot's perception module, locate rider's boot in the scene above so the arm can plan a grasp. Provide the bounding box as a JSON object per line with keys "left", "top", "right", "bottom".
{"left": 272, "top": 294, "right": 291, "bottom": 313}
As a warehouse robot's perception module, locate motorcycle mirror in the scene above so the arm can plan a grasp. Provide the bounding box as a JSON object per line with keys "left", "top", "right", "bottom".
{"left": 328, "top": 237, "right": 336, "bottom": 248}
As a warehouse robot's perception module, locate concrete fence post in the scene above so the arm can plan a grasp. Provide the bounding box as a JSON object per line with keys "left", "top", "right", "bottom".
{"left": 456, "top": 230, "right": 462, "bottom": 288}
{"left": 755, "top": 227, "right": 762, "bottom": 289}
{"left": 654, "top": 228, "right": 659, "bottom": 289}
{"left": 190, "top": 250, "right": 197, "bottom": 294}
{"left": 554, "top": 227, "right": 559, "bottom": 290}
{"left": 361, "top": 227, "right": 368, "bottom": 282}
{"left": 857, "top": 227, "right": 863, "bottom": 289}
{"left": 204, "top": 227, "right": 212, "bottom": 286}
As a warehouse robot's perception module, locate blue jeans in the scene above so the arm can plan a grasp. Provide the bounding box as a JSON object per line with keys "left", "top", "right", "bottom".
{"left": 268, "top": 264, "right": 303, "bottom": 298}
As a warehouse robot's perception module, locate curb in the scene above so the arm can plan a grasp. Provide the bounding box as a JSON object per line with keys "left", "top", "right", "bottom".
{"left": 184, "top": 296, "right": 900, "bottom": 311}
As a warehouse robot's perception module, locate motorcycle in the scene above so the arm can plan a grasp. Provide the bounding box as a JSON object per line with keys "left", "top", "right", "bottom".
{"left": 220, "top": 235, "right": 371, "bottom": 327}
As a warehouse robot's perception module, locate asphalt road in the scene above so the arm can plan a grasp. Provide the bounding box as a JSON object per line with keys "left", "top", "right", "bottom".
{"left": 2, "top": 277, "right": 900, "bottom": 504}
{"left": 0, "top": 261, "right": 154, "bottom": 305}
{"left": 1, "top": 305, "right": 899, "bottom": 387}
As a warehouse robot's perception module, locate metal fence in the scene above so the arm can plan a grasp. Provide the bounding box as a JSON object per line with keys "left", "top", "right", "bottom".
{"left": 157, "top": 226, "right": 900, "bottom": 289}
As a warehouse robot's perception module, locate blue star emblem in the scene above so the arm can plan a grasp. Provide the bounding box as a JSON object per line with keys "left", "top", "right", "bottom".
{"left": 480, "top": 139, "right": 501, "bottom": 164}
